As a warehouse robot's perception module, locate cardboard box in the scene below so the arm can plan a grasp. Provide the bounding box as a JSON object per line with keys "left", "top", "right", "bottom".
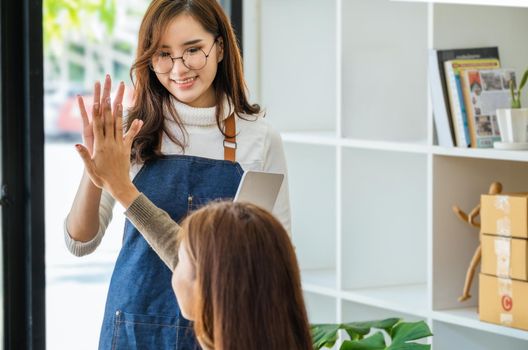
{"left": 481, "top": 233, "right": 528, "bottom": 281}
{"left": 479, "top": 273, "right": 528, "bottom": 331}
{"left": 481, "top": 194, "right": 528, "bottom": 239}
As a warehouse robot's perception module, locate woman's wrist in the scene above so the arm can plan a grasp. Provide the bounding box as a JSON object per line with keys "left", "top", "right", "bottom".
{"left": 109, "top": 181, "right": 141, "bottom": 209}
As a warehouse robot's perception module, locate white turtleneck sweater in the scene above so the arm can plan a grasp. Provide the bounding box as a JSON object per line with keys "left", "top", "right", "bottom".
{"left": 64, "top": 98, "right": 291, "bottom": 257}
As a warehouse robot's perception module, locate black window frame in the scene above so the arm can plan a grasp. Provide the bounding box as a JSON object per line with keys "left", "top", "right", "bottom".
{"left": 1, "top": 0, "right": 46, "bottom": 349}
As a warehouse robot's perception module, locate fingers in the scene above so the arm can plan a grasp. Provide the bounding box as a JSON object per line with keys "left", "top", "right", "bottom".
{"left": 102, "top": 74, "right": 111, "bottom": 102}
{"left": 75, "top": 144, "right": 102, "bottom": 188}
{"left": 115, "top": 103, "right": 124, "bottom": 142}
{"left": 102, "top": 75, "right": 112, "bottom": 138}
{"left": 93, "top": 81, "right": 101, "bottom": 116}
{"left": 77, "top": 95, "right": 89, "bottom": 129}
{"left": 92, "top": 95, "right": 105, "bottom": 146}
{"left": 113, "top": 82, "right": 125, "bottom": 140}
{"left": 124, "top": 119, "right": 143, "bottom": 148}
{"left": 113, "top": 81, "right": 125, "bottom": 115}
{"left": 103, "top": 96, "right": 114, "bottom": 140}
{"left": 75, "top": 144, "right": 92, "bottom": 164}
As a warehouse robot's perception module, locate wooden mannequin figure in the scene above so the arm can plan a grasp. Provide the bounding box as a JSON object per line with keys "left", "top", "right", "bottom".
{"left": 452, "top": 181, "right": 503, "bottom": 302}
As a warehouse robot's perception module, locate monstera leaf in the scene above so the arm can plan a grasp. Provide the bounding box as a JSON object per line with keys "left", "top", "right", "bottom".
{"left": 312, "top": 319, "right": 432, "bottom": 350}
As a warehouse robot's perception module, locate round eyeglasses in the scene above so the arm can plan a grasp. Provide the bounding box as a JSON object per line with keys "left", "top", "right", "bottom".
{"left": 150, "top": 39, "right": 218, "bottom": 74}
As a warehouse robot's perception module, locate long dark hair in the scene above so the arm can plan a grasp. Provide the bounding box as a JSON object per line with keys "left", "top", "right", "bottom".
{"left": 180, "top": 202, "right": 313, "bottom": 350}
{"left": 128, "top": 0, "right": 260, "bottom": 163}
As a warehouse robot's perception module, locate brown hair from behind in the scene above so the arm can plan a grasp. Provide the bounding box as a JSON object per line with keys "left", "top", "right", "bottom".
{"left": 127, "top": 0, "right": 261, "bottom": 163}
{"left": 180, "top": 201, "right": 313, "bottom": 350}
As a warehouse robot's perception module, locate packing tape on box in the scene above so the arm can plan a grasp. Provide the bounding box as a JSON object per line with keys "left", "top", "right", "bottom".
{"left": 494, "top": 237, "right": 511, "bottom": 278}
{"left": 494, "top": 195, "right": 511, "bottom": 214}
{"left": 497, "top": 217, "right": 512, "bottom": 236}
{"left": 498, "top": 278, "right": 513, "bottom": 326}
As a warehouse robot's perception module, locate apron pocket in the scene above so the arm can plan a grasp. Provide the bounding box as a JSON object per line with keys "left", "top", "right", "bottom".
{"left": 111, "top": 310, "right": 197, "bottom": 350}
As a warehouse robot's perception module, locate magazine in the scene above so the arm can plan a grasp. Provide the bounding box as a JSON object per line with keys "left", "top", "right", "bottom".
{"left": 460, "top": 69, "right": 515, "bottom": 148}
{"left": 444, "top": 58, "right": 500, "bottom": 148}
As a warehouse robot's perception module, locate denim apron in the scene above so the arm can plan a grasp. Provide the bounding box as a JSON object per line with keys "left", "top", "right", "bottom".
{"left": 98, "top": 116, "right": 242, "bottom": 350}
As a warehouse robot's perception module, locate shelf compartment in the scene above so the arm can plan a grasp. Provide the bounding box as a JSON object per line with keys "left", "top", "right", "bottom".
{"left": 432, "top": 156, "right": 528, "bottom": 310}
{"left": 302, "top": 268, "right": 337, "bottom": 296}
{"left": 433, "top": 3, "right": 528, "bottom": 110}
{"left": 432, "top": 319, "right": 528, "bottom": 348}
{"left": 341, "top": 0, "right": 428, "bottom": 142}
{"left": 284, "top": 143, "right": 337, "bottom": 280}
{"left": 260, "top": 0, "right": 337, "bottom": 133}
{"left": 341, "top": 301, "right": 427, "bottom": 330}
{"left": 304, "top": 292, "right": 337, "bottom": 324}
{"left": 340, "top": 283, "right": 429, "bottom": 318}
{"left": 341, "top": 149, "right": 428, "bottom": 289}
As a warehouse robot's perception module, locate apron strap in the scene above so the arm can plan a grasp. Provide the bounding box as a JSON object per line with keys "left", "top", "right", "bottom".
{"left": 223, "top": 114, "right": 237, "bottom": 162}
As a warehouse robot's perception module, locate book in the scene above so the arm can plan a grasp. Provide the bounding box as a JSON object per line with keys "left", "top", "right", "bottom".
{"left": 428, "top": 47, "right": 499, "bottom": 147}
{"left": 460, "top": 69, "right": 515, "bottom": 148}
{"left": 444, "top": 58, "right": 501, "bottom": 147}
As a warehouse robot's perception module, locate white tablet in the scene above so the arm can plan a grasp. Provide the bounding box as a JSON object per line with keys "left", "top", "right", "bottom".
{"left": 233, "top": 171, "right": 284, "bottom": 212}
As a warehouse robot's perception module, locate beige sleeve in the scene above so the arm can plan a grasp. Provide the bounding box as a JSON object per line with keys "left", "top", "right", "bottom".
{"left": 124, "top": 193, "right": 181, "bottom": 271}
{"left": 63, "top": 190, "right": 115, "bottom": 256}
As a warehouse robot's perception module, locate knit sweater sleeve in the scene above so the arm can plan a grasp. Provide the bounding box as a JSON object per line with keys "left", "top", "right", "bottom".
{"left": 124, "top": 193, "right": 181, "bottom": 271}
{"left": 63, "top": 189, "right": 115, "bottom": 256}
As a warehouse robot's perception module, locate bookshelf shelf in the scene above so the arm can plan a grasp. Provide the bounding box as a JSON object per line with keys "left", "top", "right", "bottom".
{"left": 340, "top": 138, "right": 429, "bottom": 154}
{"left": 433, "top": 146, "right": 528, "bottom": 162}
{"left": 251, "top": 0, "right": 528, "bottom": 348}
{"left": 281, "top": 131, "right": 338, "bottom": 146}
{"left": 340, "top": 284, "right": 429, "bottom": 318}
{"left": 281, "top": 132, "right": 430, "bottom": 154}
{"left": 433, "top": 308, "right": 528, "bottom": 341}
{"left": 393, "top": 0, "right": 528, "bottom": 8}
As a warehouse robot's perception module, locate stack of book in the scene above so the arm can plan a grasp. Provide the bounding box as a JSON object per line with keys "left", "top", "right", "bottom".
{"left": 429, "top": 47, "right": 516, "bottom": 148}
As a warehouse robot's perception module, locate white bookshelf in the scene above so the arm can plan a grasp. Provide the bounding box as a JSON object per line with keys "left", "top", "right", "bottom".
{"left": 245, "top": 0, "right": 528, "bottom": 348}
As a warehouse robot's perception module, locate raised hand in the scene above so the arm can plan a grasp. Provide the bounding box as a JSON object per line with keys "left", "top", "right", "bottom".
{"left": 75, "top": 75, "right": 143, "bottom": 206}
{"left": 77, "top": 74, "right": 126, "bottom": 155}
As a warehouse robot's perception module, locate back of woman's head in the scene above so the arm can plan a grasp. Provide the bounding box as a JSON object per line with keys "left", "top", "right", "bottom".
{"left": 181, "top": 201, "right": 313, "bottom": 350}
{"left": 128, "top": 0, "right": 260, "bottom": 162}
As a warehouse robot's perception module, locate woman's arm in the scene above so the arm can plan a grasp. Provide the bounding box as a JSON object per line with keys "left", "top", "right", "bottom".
{"left": 125, "top": 193, "right": 181, "bottom": 271}
{"left": 75, "top": 76, "right": 180, "bottom": 271}
{"left": 66, "top": 76, "right": 124, "bottom": 246}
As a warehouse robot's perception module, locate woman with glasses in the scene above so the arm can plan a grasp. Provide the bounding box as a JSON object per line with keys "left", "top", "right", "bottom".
{"left": 64, "top": 0, "right": 291, "bottom": 349}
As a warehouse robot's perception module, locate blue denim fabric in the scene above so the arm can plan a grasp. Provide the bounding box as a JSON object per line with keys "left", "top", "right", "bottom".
{"left": 98, "top": 155, "right": 243, "bottom": 350}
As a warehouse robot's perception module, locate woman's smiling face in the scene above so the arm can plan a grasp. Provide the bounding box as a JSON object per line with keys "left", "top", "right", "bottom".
{"left": 154, "top": 13, "right": 223, "bottom": 108}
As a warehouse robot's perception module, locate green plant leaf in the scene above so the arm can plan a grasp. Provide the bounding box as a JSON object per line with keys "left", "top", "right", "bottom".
{"left": 389, "top": 321, "right": 432, "bottom": 346}
{"left": 340, "top": 332, "right": 386, "bottom": 350}
{"left": 342, "top": 318, "right": 401, "bottom": 339}
{"left": 519, "top": 68, "right": 528, "bottom": 93}
{"left": 311, "top": 324, "right": 340, "bottom": 349}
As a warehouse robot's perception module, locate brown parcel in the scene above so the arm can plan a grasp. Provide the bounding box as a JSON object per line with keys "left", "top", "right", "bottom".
{"left": 481, "top": 233, "right": 528, "bottom": 281}
{"left": 481, "top": 194, "right": 528, "bottom": 239}
{"left": 479, "top": 273, "right": 528, "bottom": 331}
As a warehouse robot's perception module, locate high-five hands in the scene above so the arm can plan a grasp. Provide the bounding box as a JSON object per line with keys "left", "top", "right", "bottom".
{"left": 75, "top": 75, "right": 143, "bottom": 207}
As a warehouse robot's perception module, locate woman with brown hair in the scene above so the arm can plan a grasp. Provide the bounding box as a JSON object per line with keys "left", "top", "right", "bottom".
{"left": 64, "top": 0, "right": 291, "bottom": 348}
{"left": 74, "top": 86, "right": 312, "bottom": 349}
